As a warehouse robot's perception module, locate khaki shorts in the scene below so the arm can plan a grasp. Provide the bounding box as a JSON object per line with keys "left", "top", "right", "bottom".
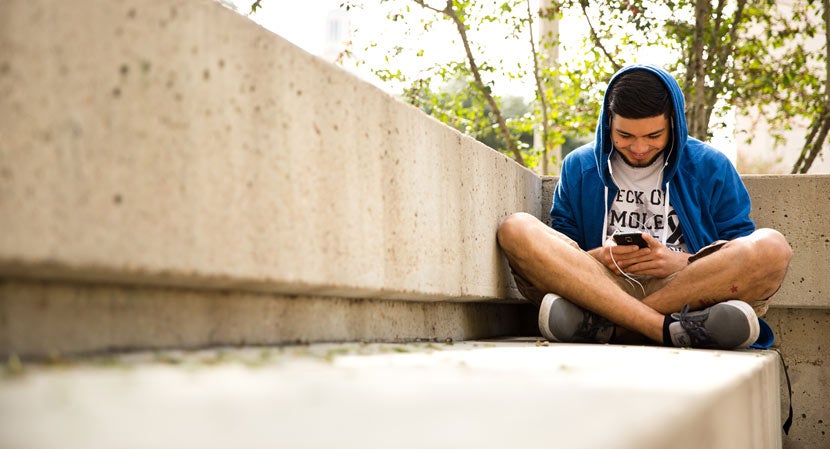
{"left": 511, "top": 237, "right": 770, "bottom": 317}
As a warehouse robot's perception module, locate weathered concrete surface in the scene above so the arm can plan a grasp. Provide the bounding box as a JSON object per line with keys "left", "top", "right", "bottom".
{"left": 0, "top": 0, "right": 539, "bottom": 302}
{"left": 0, "top": 280, "right": 528, "bottom": 358}
{"left": 764, "top": 308, "right": 830, "bottom": 449}
{"left": 744, "top": 175, "right": 830, "bottom": 309}
{"left": 0, "top": 341, "right": 784, "bottom": 449}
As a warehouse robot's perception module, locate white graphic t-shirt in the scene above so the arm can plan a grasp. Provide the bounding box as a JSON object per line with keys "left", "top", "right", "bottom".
{"left": 607, "top": 152, "right": 688, "bottom": 253}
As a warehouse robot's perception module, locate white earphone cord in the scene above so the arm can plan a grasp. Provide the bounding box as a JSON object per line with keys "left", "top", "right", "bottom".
{"left": 609, "top": 242, "right": 647, "bottom": 297}
{"left": 606, "top": 119, "right": 675, "bottom": 297}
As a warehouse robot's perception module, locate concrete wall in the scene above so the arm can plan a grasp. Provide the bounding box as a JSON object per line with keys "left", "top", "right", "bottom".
{"left": 744, "top": 175, "right": 830, "bottom": 308}
{"left": 0, "top": 0, "right": 541, "bottom": 354}
{"left": 0, "top": 0, "right": 539, "bottom": 305}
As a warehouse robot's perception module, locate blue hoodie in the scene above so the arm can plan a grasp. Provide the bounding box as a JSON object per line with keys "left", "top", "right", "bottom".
{"left": 550, "top": 65, "right": 755, "bottom": 253}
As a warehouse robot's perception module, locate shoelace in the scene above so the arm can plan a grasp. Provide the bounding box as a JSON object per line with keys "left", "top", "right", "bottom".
{"left": 677, "top": 304, "right": 714, "bottom": 348}
{"left": 574, "top": 310, "right": 613, "bottom": 342}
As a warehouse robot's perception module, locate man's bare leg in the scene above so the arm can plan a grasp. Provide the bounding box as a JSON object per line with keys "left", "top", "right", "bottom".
{"left": 641, "top": 228, "right": 792, "bottom": 315}
{"left": 497, "top": 212, "right": 665, "bottom": 343}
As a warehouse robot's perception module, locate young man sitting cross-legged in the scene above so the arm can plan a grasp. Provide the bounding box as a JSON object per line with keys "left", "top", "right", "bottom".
{"left": 497, "top": 65, "right": 792, "bottom": 349}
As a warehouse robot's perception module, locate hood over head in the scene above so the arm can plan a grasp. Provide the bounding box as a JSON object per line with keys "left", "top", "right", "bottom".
{"left": 594, "top": 64, "right": 688, "bottom": 188}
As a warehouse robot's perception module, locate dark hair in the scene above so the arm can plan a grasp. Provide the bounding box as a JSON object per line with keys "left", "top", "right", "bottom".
{"left": 607, "top": 70, "right": 673, "bottom": 119}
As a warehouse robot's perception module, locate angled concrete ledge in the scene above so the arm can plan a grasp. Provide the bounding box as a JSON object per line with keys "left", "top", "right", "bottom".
{"left": 0, "top": 342, "right": 784, "bottom": 449}
{"left": 0, "top": 280, "right": 525, "bottom": 358}
{"left": 0, "top": 0, "right": 539, "bottom": 303}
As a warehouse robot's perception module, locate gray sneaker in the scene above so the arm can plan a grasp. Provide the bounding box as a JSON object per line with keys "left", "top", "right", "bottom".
{"left": 668, "top": 300, "right": 760, "bottom": 349}
{"left": 538, "top": 293, "right": 615, "bottom": 343}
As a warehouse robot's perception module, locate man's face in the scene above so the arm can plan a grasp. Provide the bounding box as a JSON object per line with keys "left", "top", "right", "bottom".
{"left": 610, "top": 114, "right": 671, "bottom": 167}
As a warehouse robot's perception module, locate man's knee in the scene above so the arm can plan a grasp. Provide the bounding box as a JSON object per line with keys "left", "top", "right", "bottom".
{"left": 496, "top": 212, "right": 539, "bottom": 250}
{"left": 731, "top": 229, "right": 792, "bottom": 301}
{"left": 751, "top": 228, "right": 793, "bottom": 273}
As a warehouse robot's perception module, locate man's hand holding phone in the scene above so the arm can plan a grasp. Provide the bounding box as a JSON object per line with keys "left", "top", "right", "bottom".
{"left": 598, "top": 232, "right": 691, "bottom": 278}
{"left": 588, "top": 232, "right": 649, "bottom": 275}
{"left": 613, "top": 232, "right": 648, "bottom": 249}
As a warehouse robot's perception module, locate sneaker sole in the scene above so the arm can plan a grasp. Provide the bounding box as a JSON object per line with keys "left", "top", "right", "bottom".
{"left": 722, "top": 299, "right": 761, "bottom": 348}
{"left": 538, "top": 293, "right": 559, "bottom": 342}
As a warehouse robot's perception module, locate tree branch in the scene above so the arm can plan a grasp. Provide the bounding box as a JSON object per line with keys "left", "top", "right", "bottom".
{"left": 704, "top": 0, "right": 747, "bottom": 126}
{"left": 578, "top": 0, "right": 621, "bottom": 71}
{"left": 412, "top": 0, "right": 445, "bottom": 15}
{"left": 412, "top": 0, "right": 525, "bottom": 165}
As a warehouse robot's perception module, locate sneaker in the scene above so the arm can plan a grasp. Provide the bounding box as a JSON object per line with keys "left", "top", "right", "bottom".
{"left": 668, "top": 300, "right": 760, "bottom": 349}
{"left": 538, "top": 293, "right": 615, "bottom": 343}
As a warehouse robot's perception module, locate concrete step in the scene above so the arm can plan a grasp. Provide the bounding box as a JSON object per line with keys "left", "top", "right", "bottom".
{"left": 0, "top": 279, "right": 530, "bottom": 357}
{"left": 0, "top": 340, "right": 784, "bottom": 449}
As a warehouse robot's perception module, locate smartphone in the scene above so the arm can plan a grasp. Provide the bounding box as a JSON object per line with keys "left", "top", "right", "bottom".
{"left": 613, "top": 232, "right": 648, "bottom": 249}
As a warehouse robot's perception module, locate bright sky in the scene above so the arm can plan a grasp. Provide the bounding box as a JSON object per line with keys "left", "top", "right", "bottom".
{"left": 227, "top": 0, "right": 735, "bottom": 160}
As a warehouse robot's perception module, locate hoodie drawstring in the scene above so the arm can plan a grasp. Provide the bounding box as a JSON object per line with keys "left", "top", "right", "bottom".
{"left": 602, "top": 186, "right": 610, "bottom": 243}
{"left": 662, "top": 183, "right": 671, "bottom": 245}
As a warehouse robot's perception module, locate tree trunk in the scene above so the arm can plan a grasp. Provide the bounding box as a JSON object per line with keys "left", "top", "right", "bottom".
{"left": 792, "top": 0, "right": 830, "bottom": 174}
{"left": 686, "top": 0, "right": 711, "bottom": 139}
{"left": 531, "top": 0, "right": 560, "bottom": 175}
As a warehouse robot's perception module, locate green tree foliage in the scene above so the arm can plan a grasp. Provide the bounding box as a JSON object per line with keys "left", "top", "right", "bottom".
{"left": 403, "top": 76, "right": 536, "bottom": 161}
{"left": 252, "top": 0, "right": 828, "bottom": 173}
{"left": 356, "top": 0, "right": 602, "bottom": 173}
